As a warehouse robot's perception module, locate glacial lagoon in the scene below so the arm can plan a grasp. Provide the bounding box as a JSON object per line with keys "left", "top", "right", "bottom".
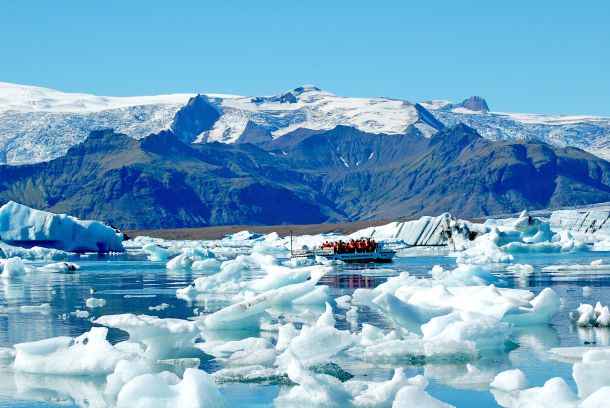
{"left": 1, "top": 245, "right": 609, "bottom": 407}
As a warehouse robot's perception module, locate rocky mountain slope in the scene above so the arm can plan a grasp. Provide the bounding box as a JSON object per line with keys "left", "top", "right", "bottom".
{"left": 1, "top": 124, "right": 609, "bottom": 229}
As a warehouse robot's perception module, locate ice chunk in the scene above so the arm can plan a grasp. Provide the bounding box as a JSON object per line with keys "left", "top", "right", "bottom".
{"left": 274, "top": 351, "right": 354, "bottom": 407}
{"left": 569, "top": 301, "right": 610, "bottom": 328}
{"left": 276, "top": 303, "right": 353, "bottom": 369}
{"left": 421, "top": 311, "right": 511, "bottom": 353}
{"left": 0, "top": 347, "right": 15, "bottom": 360}
{"left": 95, "top": 314, "right": 200, "bottom": 360}
{"left": 580, "top": 386, "right": 610, "bottom": 408}
{"left": 392, "top": 385, "right": 454, "bottom": 408}
{"left": 456, "top": 239, "right": 513, "bottom": 265}
{"left": 142, "top": 244, "right": 172, "bottom": 261}
{"left": 1, "top": 257, "right": 25, "bottom": 279}
{"left": 0, "top": 242, "right": 69, "bottom": 261}
{"left": 196, "top": 337, "right": 272, "bottom": 359}
{"left": 490, "top": 369, "right": 529, "bottom": 391}
{"left": 371, "top": 292, "right": 451, "bottom": 334}
{"left": 214, "top": 365, "right": 283, "bottom": 383}
{"left": 512, "top": 377, "right": 578, "bottom": 407}
{"left": 203, "top": 293, "right": 272, "bottom": 330}
{"left": 0, "top": 201, "right": 124, "bottom": 253}
{"left": 573, "top": 349, "right": 610, "bottom": 399}
{"left": 13, "top": 327, "right": 136, "bottom": 375}
{"left": 35, "top": 261, "right": 80, "bottom": 273}
{"left": 276, "top": 323, "right": 300, "bottom": 352}
{"left": 166, "top": 247, "right": 216, "bottom": 270}
{"left": 116, "top": 368, "right": 227, "bottom": 408}
{"left": 350, "top": 368, "right": 411, "bottom": 407}
{"left": 335, "top": 295, "right": 352, "bottom": 309}
{"left": 502, "top": 288, "right": 561, "bottom": 326}
{"left": 71, "top": 309, "right": 90, "bottom": 318}
{"left": 86, "top": 297, "right": 107, "bottom": 308}
{"left": 248, "top": 264, "right": 315, "bottom": 292}
{"left": 105, "top": 359, "right": 152, "bottom": 396}
{"left": 548, "top": 346, "right": 610, "bottom": 361}
{"left": 149, "top": 303, "right": 170, "bottom": 311}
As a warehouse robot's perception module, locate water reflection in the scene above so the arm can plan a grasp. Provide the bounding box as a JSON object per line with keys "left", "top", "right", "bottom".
{"left": 320, "top": 274, "right": 376, "bottom": 289}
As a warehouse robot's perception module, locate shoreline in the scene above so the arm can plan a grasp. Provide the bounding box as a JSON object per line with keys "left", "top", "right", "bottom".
{"left": 124, "top": 219, "right": 401, "bottom": 240}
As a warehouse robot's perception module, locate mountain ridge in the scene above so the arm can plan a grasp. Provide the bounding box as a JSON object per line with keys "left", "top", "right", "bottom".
{"left": 1, "top": 82, "right": 609, "bottom": 165}
{"left": 1, "top": 124, "right": 609, "bottom": 229}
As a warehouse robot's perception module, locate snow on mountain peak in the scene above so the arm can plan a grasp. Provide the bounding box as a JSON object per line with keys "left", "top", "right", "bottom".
{"left": 0, "top": 82, "right": 193, "bottom": 113}
{"left": 0, "top": 82, "right": 609, "bottom": 165}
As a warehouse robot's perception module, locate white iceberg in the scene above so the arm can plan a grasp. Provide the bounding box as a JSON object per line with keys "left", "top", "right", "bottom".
{"left": 0, "top": 201, "right": 124, "bottom": 253}
{"left": 13, "top": 327, "right": 136, "bottom": 375}
{"left": 116, "top": 368, "right": 227, "bottom": 408}
{"left": 95, "top": 314, "right": 200, "bottom": 360}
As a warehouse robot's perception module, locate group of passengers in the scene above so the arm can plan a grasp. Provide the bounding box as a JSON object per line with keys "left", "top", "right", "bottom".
{"left": 321, "top": 238, "right": 377, "bottom": 254}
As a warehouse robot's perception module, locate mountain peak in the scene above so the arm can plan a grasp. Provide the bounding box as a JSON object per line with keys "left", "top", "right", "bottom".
{"left": 458, "top": 96, "right": 489, "bottom": 112}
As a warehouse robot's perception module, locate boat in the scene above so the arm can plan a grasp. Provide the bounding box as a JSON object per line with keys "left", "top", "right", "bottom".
{"left": 290, "top": 238, "right": 396, "bottom": 263}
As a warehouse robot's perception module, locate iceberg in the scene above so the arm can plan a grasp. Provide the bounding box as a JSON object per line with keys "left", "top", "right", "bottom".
{"left": 489, "top": 369, "right": 530, "bottom": 392}
{"left": 1, "top": 257, "right": 25, "bottom": 279}
{"left": 116, "top": 368, "right": 227, "bottom": 408}
{"left": 350, "top": 213, "right": 477, "bottom": 247}
{"left": 276, "top": 303, "right": 353, "bottom": 369}
{"left": 0, "top": 201, "right": 124, "bottom": 253}
{"left": 13, "top": 327, "right": 137, "bottom": 375}
{"left": 142, "top": 243, "right": 172, "bottom": 261}
{"left": 95, "top": 314, "right": 200, "bottom": 360}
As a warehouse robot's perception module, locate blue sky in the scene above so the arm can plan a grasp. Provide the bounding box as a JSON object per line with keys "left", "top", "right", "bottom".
{"left": 1, "top": 0, "right": 608, "bottom": 115}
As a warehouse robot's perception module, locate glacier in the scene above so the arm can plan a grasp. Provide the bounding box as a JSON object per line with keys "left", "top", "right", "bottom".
{"left": 1, "top": 81, "right": 610, "bottom": 165}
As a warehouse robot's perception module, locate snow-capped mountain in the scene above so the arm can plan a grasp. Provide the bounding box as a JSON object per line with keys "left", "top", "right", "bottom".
{"left": 200, "top": 85, "right": 440, "bottom": 143}
{"left": 0, "top": 82, "right": 193, "bottom": 164}
{"left": 0, "top": 81, "right": 609, "bottom": 165}
{"left": 421, "top": 99, "right": 610, "bottom": 160}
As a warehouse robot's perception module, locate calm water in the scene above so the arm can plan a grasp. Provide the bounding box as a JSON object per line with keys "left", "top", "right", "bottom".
{"left": 1, "top": 249, "right": 609, "bottom": 407}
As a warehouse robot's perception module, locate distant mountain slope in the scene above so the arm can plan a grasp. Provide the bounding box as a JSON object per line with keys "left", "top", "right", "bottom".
{"left": 1, "top": 124, "right": 609, "bottom": 229}
{"left": 2, "top": 82, "right": 608, "bottom": 165}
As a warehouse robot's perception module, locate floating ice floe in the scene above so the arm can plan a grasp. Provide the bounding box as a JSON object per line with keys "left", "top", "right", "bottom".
{"left": 0, "top": 242, "right": 70, "bottom": 261}
{"left": 166, "top": 247, "right": 217, "bottom": 270}
{"left": 569, "top": 302, "right": 610, "bottom": 327}
{"left": 71, "top": 309, "right": 90, "bottom": 318}
{"left": 142, "top": 243, "right": 172, "bottom": 261}
{"left": 491, "top": 349, "right": 610, "bottom": 407}
{"left": 543, "top": 259, "right": 610, "bottom": 271}
{"left": 35, "top": 261, "right": 80, "bottom": 273}
{"left": 489, "top": 369, "right": 530, "bottom": 392}
{"left": 0, "top": 201, "right": 124, "bottom": 253}
{"left": 353, "top": 265, "right": 560, "bottom": 328}
{"left": 149, "top": 303, "right": 170, "bottom": 311}
{"left": 95, "top": 314, "right": 200, "bottom": 360}
{"left": 457, "top": 211, "right": 589, "bottom": 265}
{"left": 0, "top": 257, "right": 25, "bottom": 279}
{"left": 86, "top": 297, "right": 107, "bottom": 308}
{"left": 274, "top": 351, "right": 451, "bottom": 407}
{"left": 115, "top": 368, "right": 227, "bottom": 408}
{"left": 276, "top": 303, "right": 353, "bottom": 369}
{"left": 0, "top": 347, "right": 16, "bottom": 360}
{"left": 13, "top": 327, "right": 138, "bottom": 375}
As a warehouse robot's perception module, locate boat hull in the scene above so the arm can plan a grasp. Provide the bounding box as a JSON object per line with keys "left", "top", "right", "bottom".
{"left": 291, "top": 249, "right": 396, "bottom": 263}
